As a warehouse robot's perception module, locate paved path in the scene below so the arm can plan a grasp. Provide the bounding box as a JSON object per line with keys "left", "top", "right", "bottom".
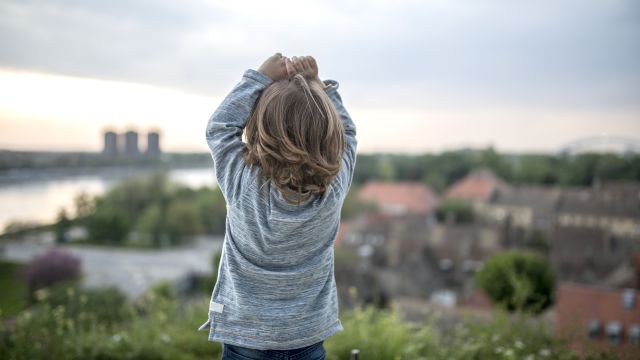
{"left": 1, "top": 236, "right": 223, "bottom": 299}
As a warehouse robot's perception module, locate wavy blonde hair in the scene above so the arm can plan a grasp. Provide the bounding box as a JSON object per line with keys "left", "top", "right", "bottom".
{"left": 243, "top": 74, "right": 345, "bottom": 204}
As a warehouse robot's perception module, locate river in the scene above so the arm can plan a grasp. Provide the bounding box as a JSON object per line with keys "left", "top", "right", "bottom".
{"left": 0, "top": 167, "right": 217, "bottom": 231}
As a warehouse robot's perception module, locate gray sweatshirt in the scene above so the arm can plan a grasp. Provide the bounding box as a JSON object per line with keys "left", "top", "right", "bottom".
{"left": 198, "top": 69, "right": 357, "bottom": 350}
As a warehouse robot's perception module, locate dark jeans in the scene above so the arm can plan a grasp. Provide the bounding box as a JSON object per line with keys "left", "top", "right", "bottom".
{"left": 222, "top": 341, "right": 325, "bottom": 360}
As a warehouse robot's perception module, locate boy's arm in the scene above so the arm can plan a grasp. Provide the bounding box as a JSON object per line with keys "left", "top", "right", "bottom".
{"left": 205, "top": 69, "right": 273, "bottom": 205}
{"left": 323, "top": 80, "right": 358, "bottom": 199}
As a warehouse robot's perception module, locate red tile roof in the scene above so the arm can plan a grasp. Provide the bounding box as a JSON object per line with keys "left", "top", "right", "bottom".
{"left": 358, "top": 181, "right": 439, "bottom": 215}
{"left": 444, "top": 168, "right": 510, "bottom": 202}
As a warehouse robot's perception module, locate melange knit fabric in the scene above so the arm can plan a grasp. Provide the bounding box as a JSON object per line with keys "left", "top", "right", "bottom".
{"left": 198, "top": 69, "right": 357, "bottom": 350}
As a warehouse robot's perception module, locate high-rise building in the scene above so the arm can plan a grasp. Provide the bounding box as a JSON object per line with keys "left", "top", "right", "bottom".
{"left": 123, "top": 130, "right": 139, "bottom": 156}
{"left": 103, "top": 131, "right": 118, "bottom": 157}
{"left": 146, "top": 131, "right": 161, "bottom": 156}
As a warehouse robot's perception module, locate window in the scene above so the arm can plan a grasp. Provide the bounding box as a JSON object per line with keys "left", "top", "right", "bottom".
{"left": 623, "top": 289, "right": 636, "bottom": 309}
{"left": 608, "top": 235, "right": 618, "bottom": 254}
{"left": 587, "top": 319, "right": 600, "bottom": 339}
{"left": 439, "top": 258, "right": 453, "bottom": 272}
{"left": 629, "top": 324, "right": 640, "bottom": 346}
{"left": 606, "top": 322, "right": 622, "bottom": 345}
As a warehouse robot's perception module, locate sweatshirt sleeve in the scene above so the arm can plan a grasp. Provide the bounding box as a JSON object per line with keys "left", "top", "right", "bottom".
{"left": 205, "top": 69, "right": 273, "bottom": 205}
{"left": 323, "top": 80, "right": 358, "bottom": 200}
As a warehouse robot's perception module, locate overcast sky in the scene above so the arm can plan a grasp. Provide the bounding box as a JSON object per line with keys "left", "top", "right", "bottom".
{"left": 0, "top": 0, "right": 638, "bottom": 153}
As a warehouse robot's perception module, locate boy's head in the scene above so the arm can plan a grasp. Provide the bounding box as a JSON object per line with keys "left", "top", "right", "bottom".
{"left": 244, "top": 73, "right": 345, "bottom": 204}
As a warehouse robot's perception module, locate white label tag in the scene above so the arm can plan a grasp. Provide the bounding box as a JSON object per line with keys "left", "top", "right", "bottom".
{"left": 210, "top": 301, "right": 225, "bottom": 313}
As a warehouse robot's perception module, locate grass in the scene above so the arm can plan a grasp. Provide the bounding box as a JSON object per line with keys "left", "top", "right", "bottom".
{"left": 0, "top": 260, "right": 28, "bottom": 316}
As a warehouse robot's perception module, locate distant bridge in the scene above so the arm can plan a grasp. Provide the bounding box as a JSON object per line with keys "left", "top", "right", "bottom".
{"left": 558, "top": 135, "right": 640, "bottom": 156}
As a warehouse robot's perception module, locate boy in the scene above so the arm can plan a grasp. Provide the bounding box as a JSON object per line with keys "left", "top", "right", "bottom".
{"left": 199, "top": 53, "right": 357, "bottom": 359}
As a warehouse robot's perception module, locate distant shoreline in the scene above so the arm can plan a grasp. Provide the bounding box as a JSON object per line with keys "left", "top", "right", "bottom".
{"left": 0, "top": 163, "right": 212, "bottom": 186}
{"left": 0, "top": 149, "right": 212, "bottom": 174}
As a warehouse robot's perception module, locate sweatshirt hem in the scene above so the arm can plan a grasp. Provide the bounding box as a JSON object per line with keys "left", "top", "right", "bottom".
{"left": 207, "top": 318, "right": 343, "bottom": 351}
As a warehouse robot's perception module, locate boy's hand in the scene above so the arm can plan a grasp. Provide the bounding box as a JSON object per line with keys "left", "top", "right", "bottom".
{"left": 257, "top": 53, "right": 288, "bottom": 81}
{"left": 286, "top": 56, "right": 322, "bottom": 85}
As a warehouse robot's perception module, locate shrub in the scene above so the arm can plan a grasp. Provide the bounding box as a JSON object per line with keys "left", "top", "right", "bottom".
{"left": 53, "top": 209, "right": 71, "bottom": 243}
{"left": 36, "top": 281, "right": 131, "bottom": 328}
{"left": 0, "top": 288, "right": 221, "bottom": 360}
{"left": 0, "top": 260, "right": 28, "bottom": 316}
{"left": 475, "top": 251, "right": 555, "bottom": 314}
{"left": 197, "top": 249, "right": 222, "bottom": 295}
{"left": 24, "top": 248, "right": 81, "bottom": 297}
{"left": 340, "top": 186, "right": 378, "bottom": 220}
{"left": 325, "top": 304, "right": 428, "bottom": 359}
{"left": 435, "top": 199, "right": 475, "bottom": 224}
{"left": 2, "top": 290, "right": 615, "bottom": 360}
{"left": 84, "top": 173, "right": 228, "bottom": 246}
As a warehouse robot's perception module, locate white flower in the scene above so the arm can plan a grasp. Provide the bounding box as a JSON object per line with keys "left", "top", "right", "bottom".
{"left": 505, "top": 349, "right": 514, "bottom": 357}
{"left": 539, "top": 348, "right": 551, "bottom": 357}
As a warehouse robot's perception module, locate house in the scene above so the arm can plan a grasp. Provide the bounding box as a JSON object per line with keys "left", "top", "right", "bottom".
{"left": 551, "top": 181, "right": 640, "bottom": 284}
{"left": 443, "top": 168, "right": 510, "bottom": 205}
{"left": 478, "top": 185, "right": 562, "bottom": 235}
{"left": 555, "top": 180, "right": 640, "bottom": 238}
{"left": 358, "top": 181, "right": 439, "bottom": 216}
{"left": 336, "top": 212, "right": 444, "bottom": 301}
{"left": 556, "top": 283, "right": 640, "bottom": 358}
{"left": 425, "top": 222, "right": 503, "bottom": 289}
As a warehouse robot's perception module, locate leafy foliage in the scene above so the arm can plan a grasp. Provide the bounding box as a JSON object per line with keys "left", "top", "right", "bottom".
{"left": 196, "top": 250, "right": 222, "bottom": 295}
{"left": 324, "top": 303, "right": 593, "bottom": 360}
{"left": 82, "top": 172, "right": 227, "bottom": 246}
{"left": 435, "top": 199, "right": 475, "bottom": 224}
{"left": 24, "top": 247, "right": 81, "bottom": 297}
{"left": 475, "top": 251, "right": 556, "bottom": 314}
{"left": 351, "top": 150, "right": 640, "bottom": 191}
{"left": 0, "top": 282, "right": 221, "bottom": 360}
{"left": 2, "top": 281, "right": 618, "bottom": 360}
{"left": 340, "top": 185, "right": 379, "bottom": 220}
{"left": 0, "top": 260, "right": 28, "bottom": 316}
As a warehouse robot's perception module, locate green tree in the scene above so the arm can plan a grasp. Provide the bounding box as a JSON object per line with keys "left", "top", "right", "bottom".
{"left": 53, "top": 209, "right": 71, "bottom": 243}
{"left": 135, "top": 204, "right": 165, "bottom": 247}
{"left": 475, "top": 251, "right": 555, "bottom": 314}
{"left": 435, "top": 199, "right": 474, "bottom": 224}
{"left": 164, "top": 199, "right": 202, "bottom": 245}
{"left": 86, "top": 201, "right": 130, "bottom": 244}
{"left": 194, "top": 187, "right": 227, "bottom": 234}
{"left": 341, "top": 186, "right": 378, "bottom": 220}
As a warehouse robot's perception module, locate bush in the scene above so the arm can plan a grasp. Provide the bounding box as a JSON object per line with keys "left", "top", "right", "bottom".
{"left": 341, "top": 186, "right": 378, "bottom": 220}
{"left": 24, "top": 248, "right": 81, "bottom": 298}
{"left": 197, "top": 250, "right": 222, "bottom": 295}
{"left": 324, "top": 303, "right": 589, "bottom": 360}
{"left": 2, "top": 290, "right": 616, "bottom": 360}
{"left": 0, "top": 285, "right": 221, "bottom": 360}
{"left": 0, "top": 260, "right": 28, "bottom": 316}
{"left": 83, "top": 173, "right": 227, "bottom": 246}
{"left": 86, "top": 202, "right": 131, "bottom": 244}
{"left": 325, "top": 304, "right": 430, "bottom": 359}
{"left": 435, "top": 199, "right": 474, "bottom": 224}
{"left": 475, "top": 251, "right": 555, "bottom": 314}
{"left": 35, "top": 281, "right": 131, "bottom": 328}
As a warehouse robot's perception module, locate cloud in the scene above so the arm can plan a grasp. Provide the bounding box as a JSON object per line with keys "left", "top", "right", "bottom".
{"left": 0, "top": 0, "right": 639, "bottom": 110}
